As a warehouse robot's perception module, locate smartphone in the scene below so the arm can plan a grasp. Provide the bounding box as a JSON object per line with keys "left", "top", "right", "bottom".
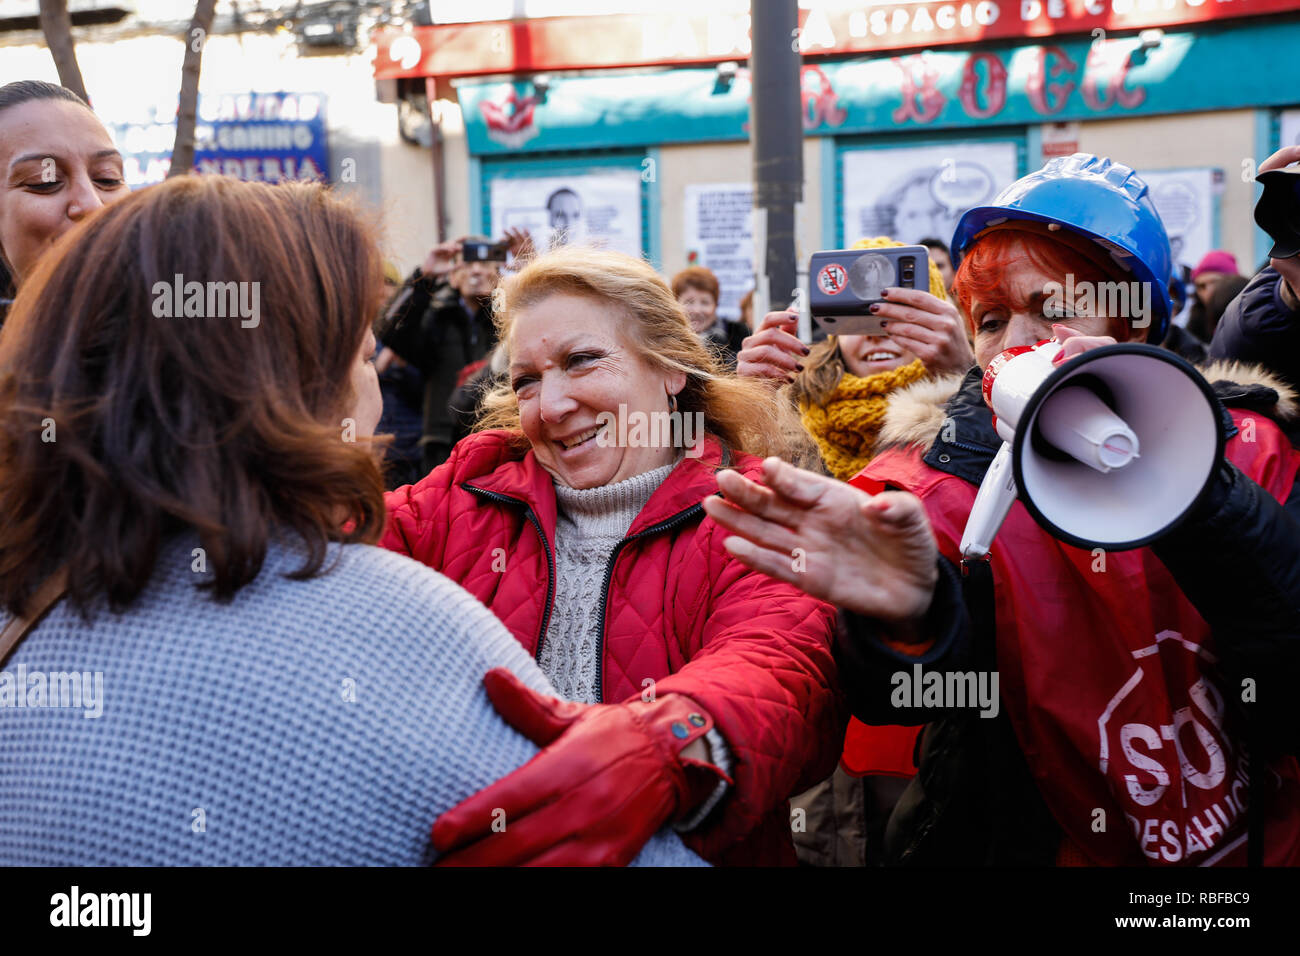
{"left": 461, "top": 239, "right": 510, "bottom": 263}
{"left": 809, "top": 245, "right": 929, "bottom": 336}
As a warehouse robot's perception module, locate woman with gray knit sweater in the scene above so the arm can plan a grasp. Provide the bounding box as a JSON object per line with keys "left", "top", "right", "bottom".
{"left": 0, "top": 175, "right": 699, "bottom": 866}
{"left": 383, "top": 248, "right": 846, "bottom": 866}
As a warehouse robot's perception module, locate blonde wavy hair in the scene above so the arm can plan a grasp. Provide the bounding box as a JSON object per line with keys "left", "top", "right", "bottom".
{"left": 476, "top": 246, "right": 812, "bottom": 462}
{"left": 790, "top": 236, "right": 950, "bottom": 408}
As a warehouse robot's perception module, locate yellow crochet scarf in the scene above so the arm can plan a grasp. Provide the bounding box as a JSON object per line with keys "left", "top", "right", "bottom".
{"left": 800, "top": 359, "right": 928, "bottom": 481}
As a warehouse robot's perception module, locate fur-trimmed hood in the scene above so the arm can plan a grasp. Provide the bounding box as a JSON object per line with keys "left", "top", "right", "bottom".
{"left": 875, "top": 360, "right": 1299, "bottom": 453}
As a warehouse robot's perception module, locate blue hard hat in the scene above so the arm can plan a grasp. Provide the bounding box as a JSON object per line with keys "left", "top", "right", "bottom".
{"left": 950, "top": 153, "right": 1174, "bottom": 343}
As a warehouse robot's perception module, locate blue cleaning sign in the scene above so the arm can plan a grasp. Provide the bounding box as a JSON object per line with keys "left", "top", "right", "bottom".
{"left": 106, "top": 92, "right": 330, "bottom": 187}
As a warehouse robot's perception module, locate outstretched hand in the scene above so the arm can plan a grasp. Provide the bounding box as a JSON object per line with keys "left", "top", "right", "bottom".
{"left": 702, "top": 457, "right": 938, "bottom": 624}
{"left": 432, "top": 669, "right": 723, "bottom": 866}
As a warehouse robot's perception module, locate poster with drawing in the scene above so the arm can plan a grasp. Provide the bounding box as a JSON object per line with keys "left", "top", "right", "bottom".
{"left": 840, "top": 142, "right": 1019, "bottom": 248}
{"left": 490, "top": 171, "right": 643, "bottom": 258}
{"left": 684, "top": 183, "right": 754, "bottom": 321}
{"left": 1140, "top": 168, "right": 1215, "bottom": 282}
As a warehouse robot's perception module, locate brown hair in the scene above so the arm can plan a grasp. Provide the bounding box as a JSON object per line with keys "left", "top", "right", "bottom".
{"left": 0, "top": 175, "right": 387, "bottom": 616}
{"left": 477, "top": 246, "right": 811, "bottom": 462}
{"left": 671, "top": 265, "right": 719, "bottom": 303}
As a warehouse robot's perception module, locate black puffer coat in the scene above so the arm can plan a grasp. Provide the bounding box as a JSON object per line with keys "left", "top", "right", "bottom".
{"left": 1211, "top": 266, "right": 1300, "bottom": 392}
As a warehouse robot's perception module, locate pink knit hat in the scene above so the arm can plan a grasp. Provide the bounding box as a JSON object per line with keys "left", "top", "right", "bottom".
{"left": 1192, "top": 250, "right": 1239, "bottom": 279}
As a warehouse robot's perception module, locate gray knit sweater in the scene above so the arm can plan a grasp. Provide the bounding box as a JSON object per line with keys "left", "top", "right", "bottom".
{"left": 0, "top": 535, "right": 703, "bottom": 866}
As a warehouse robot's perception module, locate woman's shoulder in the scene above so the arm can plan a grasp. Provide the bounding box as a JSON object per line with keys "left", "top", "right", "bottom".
{"left": 7, "top": 537, "right": 546, "bottom": 865}
{"left": 444, "top": 429, "right": 531, "bottom": 471}
{"left": 275, "top": 541, "right": 500, "bottom": 636}
{"left": 114, "top": 535, "right": 501, "bottom": 656}
{"left": 94, "top": 536, "right": 541, "bottom": 735}
{"left": 386, "top": 429, "right": 530, "bottom": 508}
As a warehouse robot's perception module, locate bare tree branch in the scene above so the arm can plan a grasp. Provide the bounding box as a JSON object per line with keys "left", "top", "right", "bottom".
{"left": 38, "top": 0, "right": 90, "bottom": 103}
{"left": 170, "top": 0, "right": 219, "bottom": 177}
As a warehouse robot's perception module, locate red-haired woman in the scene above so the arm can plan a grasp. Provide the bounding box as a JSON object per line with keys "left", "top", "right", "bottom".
{"left": 705, "top": 154, "right": 1300, "bottom": 866}
{"left": 672, "top": 265, "right": 749, "bottom": 365}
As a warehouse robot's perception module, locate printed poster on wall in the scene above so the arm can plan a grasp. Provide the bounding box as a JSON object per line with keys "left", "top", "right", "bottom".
{"left": 1140, "top": 168, "right": 1216, "bottom": 282}
{"left": 1281, "top": 109, "right": 1300, "bottom": 150}
{"left": 840, "top": 142, "right": 1019, "bottom": 250}
{"left": 684, "top": 183, "right": 754, "bottom": 321}
{"left": 490, "top": 171, "right": 642, "bottom": 258}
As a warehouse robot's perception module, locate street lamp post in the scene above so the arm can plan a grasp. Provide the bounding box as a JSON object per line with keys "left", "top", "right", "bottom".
{"left": 749, "top": 0, "right": 803, "bottom": 315}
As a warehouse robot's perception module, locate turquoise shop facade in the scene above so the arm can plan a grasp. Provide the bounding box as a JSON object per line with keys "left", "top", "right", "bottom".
{"left": 455, "top": 14, "right": 1300, "bottom": 269}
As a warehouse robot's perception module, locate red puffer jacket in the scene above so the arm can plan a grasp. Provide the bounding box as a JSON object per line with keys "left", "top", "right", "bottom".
{"left": 381, "top": 429, "right": 845, "bottom": 865}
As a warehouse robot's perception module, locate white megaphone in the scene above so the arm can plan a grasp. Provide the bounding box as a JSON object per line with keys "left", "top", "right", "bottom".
{"left": 959, "top": 338, "right": 1225, "bottom": 560}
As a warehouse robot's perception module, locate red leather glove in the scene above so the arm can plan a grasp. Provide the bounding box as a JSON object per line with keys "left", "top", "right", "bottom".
{"left": 432, "top": 668, "right": 731, "bottom": 866}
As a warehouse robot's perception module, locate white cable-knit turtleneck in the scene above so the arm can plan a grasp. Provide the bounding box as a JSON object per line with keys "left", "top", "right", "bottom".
{"left": 541, "top": 461, "right": 677, "bottom": 704}
{"left": 539, "top": 458, "right": 732, "bottom": 830}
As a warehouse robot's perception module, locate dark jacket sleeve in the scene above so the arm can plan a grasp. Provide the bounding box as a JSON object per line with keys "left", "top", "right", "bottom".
{"left": 1209, "top": 267, "right": 1300, "bottom": 389}
{"left": 447, "top": 365, "right": 503, "bottom": 447}
{"left": 1150, "top": 459, "right": 1300, "bottom": 756}
{"left": 833, "top": 557, "right": 978, "bottom": 726}
{"left": 378, "top": 270, "right": 443, "bottom": 373}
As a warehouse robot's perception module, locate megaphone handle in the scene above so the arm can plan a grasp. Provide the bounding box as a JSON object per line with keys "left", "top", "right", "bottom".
{"left": 959, "top": 442, "right": 1018, "bottom": 561}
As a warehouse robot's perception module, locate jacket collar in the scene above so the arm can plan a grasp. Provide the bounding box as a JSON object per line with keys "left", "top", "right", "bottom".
{"left": 463, "top": 433, "right": 734, "bottom": 537}
{"left": 921, "top": 366, "right": 1003, "bottom": 486}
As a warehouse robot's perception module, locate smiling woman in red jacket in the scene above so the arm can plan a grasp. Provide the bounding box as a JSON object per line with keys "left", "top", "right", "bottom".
{"left": 381, "top": 246, "right": 844, "bottom": 866}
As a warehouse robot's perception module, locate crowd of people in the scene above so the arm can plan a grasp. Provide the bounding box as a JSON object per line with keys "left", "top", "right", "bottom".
{"left": 1, "top": 78, "right": 1298, "bottom": 867}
